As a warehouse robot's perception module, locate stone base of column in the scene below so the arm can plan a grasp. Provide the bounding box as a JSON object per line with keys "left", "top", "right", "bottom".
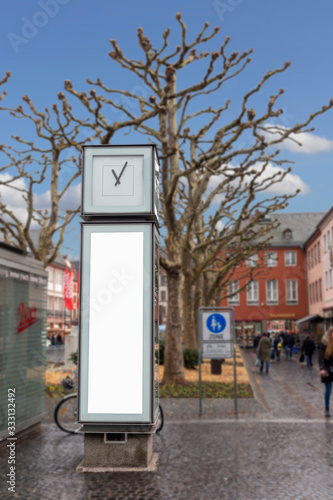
{"left": 76, "top": 433, "right": 159, "bottom": 472}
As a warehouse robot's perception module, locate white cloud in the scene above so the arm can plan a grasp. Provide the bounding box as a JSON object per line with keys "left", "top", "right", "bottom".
{"left": 249, "top": 163, "right": 310, "bottom": 195}
{"left": 206, "top": 162, "right": 310, "bottom": 204}
{"left": 59, "top": 183, "right": 81, "bottom": 211}
{"left": 262, "top": 125, "right": 333, "bottom": 154}
{"left": 0, "top": 174, "right": 81, "bottom": 224}
{"left": 215, "top": 220, "right": 224, "bottom": 232}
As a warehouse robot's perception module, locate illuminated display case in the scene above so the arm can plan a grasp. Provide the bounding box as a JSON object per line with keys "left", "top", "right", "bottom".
{"left": 78, "top": 221, "right": 159, "bottom": 427}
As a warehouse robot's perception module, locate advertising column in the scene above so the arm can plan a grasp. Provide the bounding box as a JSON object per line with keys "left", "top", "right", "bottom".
{"left": 77, "top": 145, "right": 160, "bottom": 471}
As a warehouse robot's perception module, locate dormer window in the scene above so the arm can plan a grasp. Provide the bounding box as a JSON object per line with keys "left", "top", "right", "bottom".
{"left": 283, "top": 228, "right": 292, "bottom": 240}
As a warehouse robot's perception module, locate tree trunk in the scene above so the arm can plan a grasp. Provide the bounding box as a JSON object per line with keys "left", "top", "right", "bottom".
{"left": 182, "top": 275, "right": 197, "bottom": 349}
{"left": 162, "top": 268, "right": 186, "bottom": 385}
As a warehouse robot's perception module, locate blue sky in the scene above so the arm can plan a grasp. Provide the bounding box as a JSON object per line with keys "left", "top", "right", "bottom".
{"left": 0, "top": 0, "right": 333, "bottom": 259}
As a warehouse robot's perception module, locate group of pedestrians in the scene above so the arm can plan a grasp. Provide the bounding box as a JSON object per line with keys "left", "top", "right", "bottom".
{"left": 253, "top": 328, "right": 333, "bottom": 417}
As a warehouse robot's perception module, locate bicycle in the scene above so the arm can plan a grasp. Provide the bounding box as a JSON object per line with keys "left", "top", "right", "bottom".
{"left": 54, "top": 374, "right": 164, "bottom": 434}
{"left": 54, "top": 372, "right": 80, "bottom": 434}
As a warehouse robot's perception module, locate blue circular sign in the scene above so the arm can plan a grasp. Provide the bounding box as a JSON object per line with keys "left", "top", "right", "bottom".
{"left": 206, "top": 314, "right": 226, "bottom": 334}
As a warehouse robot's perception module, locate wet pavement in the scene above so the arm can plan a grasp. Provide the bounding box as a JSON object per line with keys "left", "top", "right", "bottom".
{"left": 1, "top": 349, "right": 332, "bottom": 499}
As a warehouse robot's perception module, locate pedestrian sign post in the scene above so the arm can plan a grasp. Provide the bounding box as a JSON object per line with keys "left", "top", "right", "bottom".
{"left": 198, "top": 307, "right": 237, "bottom": 416}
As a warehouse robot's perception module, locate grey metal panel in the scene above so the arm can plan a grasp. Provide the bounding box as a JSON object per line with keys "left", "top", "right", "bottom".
{"left": 0, "top": 255, "right": 47, "bottom": 439}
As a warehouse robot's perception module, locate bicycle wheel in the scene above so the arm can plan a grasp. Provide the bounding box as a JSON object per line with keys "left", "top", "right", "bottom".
{"left": 156, "top": 404, "right": 164, "bottom": 434}
{"left": 54, "top": 393, "right": 80, "bottom": 434}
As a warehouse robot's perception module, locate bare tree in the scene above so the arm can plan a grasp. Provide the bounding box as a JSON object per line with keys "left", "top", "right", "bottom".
{"left": 72, "top": 13, "right": 331, "bottom": 383}
{"left": 0, "top": 72, "right": 91, "bottom": 267}
{"left": 0, "top": 70, "right": 159, "bottom": 267}
{"left": 1, "top": 14, "right": 332, "bottom": 385}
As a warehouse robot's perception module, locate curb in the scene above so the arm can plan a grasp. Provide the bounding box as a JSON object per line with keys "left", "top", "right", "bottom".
{"left": 238, "top": 348, "right": 270, "bottom": 412}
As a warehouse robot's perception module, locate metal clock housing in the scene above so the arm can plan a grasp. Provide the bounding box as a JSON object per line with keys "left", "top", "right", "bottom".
{"left": 81, "top": 144, "right": 159, "bottom": 221}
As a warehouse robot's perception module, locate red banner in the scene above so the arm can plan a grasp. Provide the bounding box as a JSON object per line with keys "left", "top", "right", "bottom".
{"left": 64, "top": 267, "right": 74, "bottom": 311}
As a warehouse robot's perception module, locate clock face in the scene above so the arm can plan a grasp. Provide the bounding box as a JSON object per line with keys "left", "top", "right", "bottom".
{"left": 92, "top": 155, "right": 144, "bottom": 208}
{"left": 82, "top": 145, "right": 158, "bottom": 217}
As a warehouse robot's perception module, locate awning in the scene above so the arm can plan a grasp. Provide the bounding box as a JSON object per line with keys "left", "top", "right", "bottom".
{"left": 295, "top": 314, "right": 321, "bottom": 324}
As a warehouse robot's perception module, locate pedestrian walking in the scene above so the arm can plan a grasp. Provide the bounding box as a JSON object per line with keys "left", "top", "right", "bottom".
{"left": 301, "top": 334, "right": 316, "bottom": 367}
{"left": 269, "top": 333, "right": 276, "bottom": 361}
{"left": 258, "top": 332, "right": 271, "bottom": 374}
{"left": 274, "top": 333, "right": 283, "bottom": 361}
{"left": 319, "top": 327, "right": 333, "bottom": 417}
{"left": 253, "top": 332, "right": 261, "bottom": 355}
{"left": 285, "top": 330, "right": 295, "bottom": 360}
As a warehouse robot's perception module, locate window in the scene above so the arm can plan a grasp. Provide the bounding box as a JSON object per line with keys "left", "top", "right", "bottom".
{"left": 319, "top": 278, "right": 322, "bottom": 301}
{"left": 55, "top": 270, "right": 63, "bottom": 285}
{"left": 318, "top": 242, "right": 321, "bottom": 262}
{"left": 315, "top": 281, "right": 318, "bottom": 303}
{"left": 324, "top": 234, "right": 327, "bottom": 252}
{"left": 286, "top": 280, "right": 298, "bottom": 304}
{"left": 266, "top": 280, "right": 278, "bottom": 305}
{"left": 48, "top": 269, "right": 54, "bottom": 283}
{"left": 330, "top": 269, "right": 333, "bottom": 289}
{"left": 310, "top": 248, "right": 313, "bottom": 269}
{"left": 247, "top": 281, "right": 259, "bottom": 305}
{"left": 246, "top": 254, "right": 258, "bottom": 267}
{"left": 309, "top": 284, "right": 312, "bottom": 304}
{"left": 55, "top": 297, "right": 63, "bottom": 311}
{"left": 283, "top": 228, "right": 292, "bottom": 240}
{"left": 161, "top": 291, "right": 166, "bottom": 301}
{"left": 228, "top": 281, "right": 239, "bottom": 305}
{"left": 266, "top": 251, "right": 277, "bottom": 267}
{"left": 328, "top": 231, "right": 331, "bottom": 249}
{"left": 285, "top": 251, "right": 296, "bottom": 266}
{"left": 325, "top": 271, "right": 329, "bottom": 290}
{"left": 307, "top": 250, "right": 311, "bottom": 270}
{"left": 161, "top": 276, "right": 166, "bottom": 286}
{"left": 47, "top": 296, "right": 54, "bottom": 310}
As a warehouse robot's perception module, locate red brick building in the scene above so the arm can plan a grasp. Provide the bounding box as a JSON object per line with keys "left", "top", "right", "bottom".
{"left": 219, "top": 212, "right": 325, "bottom": 345}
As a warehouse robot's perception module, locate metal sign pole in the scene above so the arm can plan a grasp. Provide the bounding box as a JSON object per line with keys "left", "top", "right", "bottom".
{"left": 198, "top": 307, "right": 235, "bottom": 416}
{"left": 198, "top": 308, "right": 203, "bottom": 416}
{"left": 232, "top": 310, "right": 238, "bottom": 416}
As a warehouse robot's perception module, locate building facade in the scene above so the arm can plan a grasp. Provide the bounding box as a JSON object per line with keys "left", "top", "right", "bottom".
{"left": 220, "top": 212, "right": 325, "bottom": 345}
{"left": 46, "top": 254, "right": 73, "bottom": 342}
{"left": 301, "top": 207, "right": 333, "bottom": 341}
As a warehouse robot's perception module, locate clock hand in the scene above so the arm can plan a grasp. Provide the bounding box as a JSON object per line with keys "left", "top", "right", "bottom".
{"left": 114, "top": 161, "right": 128, "bottom": 186}
{"left": 111, "top": 169, "right": 119, "bottom": 184}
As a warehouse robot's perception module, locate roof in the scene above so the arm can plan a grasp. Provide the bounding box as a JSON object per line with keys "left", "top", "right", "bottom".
{"left": 265, "top": 212, "right": 326, "bottom": 247}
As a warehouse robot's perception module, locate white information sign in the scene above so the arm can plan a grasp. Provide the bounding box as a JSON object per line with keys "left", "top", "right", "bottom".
{"left": 200, "top": 310, "right": 233, "bottom": 359}
{"left": 198, "top": 307, "right": 237, "bottom": 415}
{"left": 202, "top": 343, "right": 232, "bottom": 358}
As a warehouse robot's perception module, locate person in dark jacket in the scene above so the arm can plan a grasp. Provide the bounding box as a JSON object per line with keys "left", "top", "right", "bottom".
{"left": 301, "top": 334, "right": 316, "bottom": 367}
{"left": 318, "top": 327, "right": 333, "bottom": 417}
{"left": 253, "top": 333, "right": 261, "bottom": 354}
{"left": 284, "top": 330, "right": 295, "bottom": 360}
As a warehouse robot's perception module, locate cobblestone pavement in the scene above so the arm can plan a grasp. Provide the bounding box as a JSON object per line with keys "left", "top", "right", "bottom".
{"left": 1, "top": 349, "right": 332, "bottom": 500}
